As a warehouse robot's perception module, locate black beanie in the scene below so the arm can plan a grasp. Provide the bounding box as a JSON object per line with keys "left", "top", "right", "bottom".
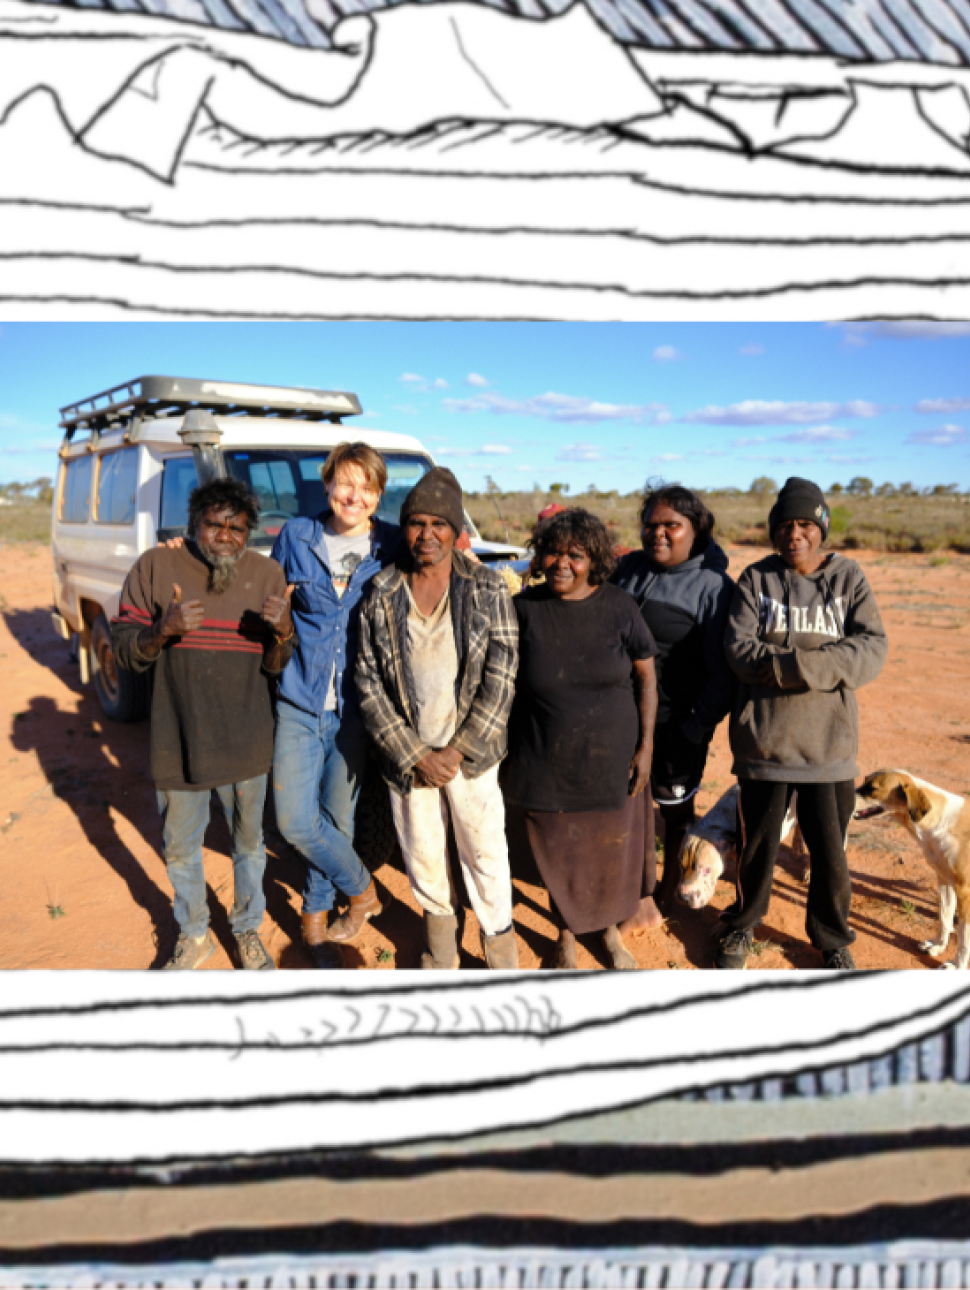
{"left": 400, "top": 466, "right": 465, "bottom": 536}
{"left": 768, "top": 476, "right": 831, "bottom": 541}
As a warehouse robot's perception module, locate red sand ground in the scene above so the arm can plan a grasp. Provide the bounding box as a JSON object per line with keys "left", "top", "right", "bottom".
{"left": 1, "top": 542, "right": 969, "bottom": 971}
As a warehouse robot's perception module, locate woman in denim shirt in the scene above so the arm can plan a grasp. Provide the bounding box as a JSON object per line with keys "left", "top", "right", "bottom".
{"left": 271, "top": 442, "right": 401, "bottom": 962}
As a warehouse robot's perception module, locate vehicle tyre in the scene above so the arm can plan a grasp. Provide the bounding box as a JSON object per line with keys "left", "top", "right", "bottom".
{"left": 90, "top": 613, "right": 151, "bottom": 723}
{"left": 354, "top": 759, "right": 398, "bottom": 872}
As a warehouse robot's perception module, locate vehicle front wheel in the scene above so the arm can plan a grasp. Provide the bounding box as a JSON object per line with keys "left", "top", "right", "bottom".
{"left": 90, "top": 613, "right": 151, "bottom": 723}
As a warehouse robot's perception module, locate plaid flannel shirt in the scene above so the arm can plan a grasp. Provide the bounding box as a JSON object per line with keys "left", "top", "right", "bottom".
{"left": 356, "top": 548, "right": 519, "bottom": 795}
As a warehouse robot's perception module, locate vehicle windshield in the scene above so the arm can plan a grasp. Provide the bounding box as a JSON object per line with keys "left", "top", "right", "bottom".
{"left": 223, "top": 449, "right": 439, "bottom": 546}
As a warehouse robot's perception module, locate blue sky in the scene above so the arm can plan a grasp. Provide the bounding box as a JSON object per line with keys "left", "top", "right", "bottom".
{"left": 2, "top": 321, "right": 969, "bottom": 492}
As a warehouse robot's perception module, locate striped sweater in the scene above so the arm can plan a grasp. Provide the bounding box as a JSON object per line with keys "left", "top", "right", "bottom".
{"left": 112, "top": 544, "right": 291, "bottom": 791}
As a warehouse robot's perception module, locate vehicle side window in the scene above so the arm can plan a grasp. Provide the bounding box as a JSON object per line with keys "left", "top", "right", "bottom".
{"left": 380, "top": 458, "right": 431, "bottom": 524}
{"left": 159, "top": 457, "right": 198, "bottom": 533}
{"left": 95, "top": 448, "right": 139, "bottom": 525}
{"left": 59, "top": 455, "right": 93, "bottom": 523}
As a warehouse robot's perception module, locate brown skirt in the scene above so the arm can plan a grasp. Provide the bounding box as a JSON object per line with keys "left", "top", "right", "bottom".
{"left": 520, "top": 795, "right": 645, "bottom": 936}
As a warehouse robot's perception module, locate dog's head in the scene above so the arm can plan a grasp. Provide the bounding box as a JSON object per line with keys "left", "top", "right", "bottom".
{"left": 678, "top": 835, "right": 724, "bottom": 909}
{"left": 856, "top": 770, "right": 935, "bottom": 828}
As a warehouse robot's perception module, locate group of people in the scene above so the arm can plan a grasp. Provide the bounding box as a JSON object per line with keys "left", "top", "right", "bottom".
{"left": 112, "top": 445, "right": 888, "bottom": 972}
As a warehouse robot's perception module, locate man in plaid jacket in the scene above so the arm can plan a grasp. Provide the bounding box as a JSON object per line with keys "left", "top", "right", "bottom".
{"left": 356, "top": 467, "right": 519, "bottom": 971}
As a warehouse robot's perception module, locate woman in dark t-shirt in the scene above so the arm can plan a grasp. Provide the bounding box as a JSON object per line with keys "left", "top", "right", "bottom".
{"left": 612, "top": 485, "right": 734, "bottom": 929}
{"left": 504, "top": 509, "right": 658, "bottom": 970}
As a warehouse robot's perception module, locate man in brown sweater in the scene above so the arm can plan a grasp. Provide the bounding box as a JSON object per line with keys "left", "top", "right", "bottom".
{"left": 112, "top": 477, "right": 294, "bottom": 970}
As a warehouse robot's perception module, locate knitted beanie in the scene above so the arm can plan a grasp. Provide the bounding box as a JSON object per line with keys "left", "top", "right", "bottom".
{"left": 400, "top": 466, "right": 465, "bottom": 536}
{"left": 768, "top": 476, "right": 831, "bottom": 541}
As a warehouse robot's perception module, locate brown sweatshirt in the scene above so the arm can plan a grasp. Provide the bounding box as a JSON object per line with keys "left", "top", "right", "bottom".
{"left": 111, "top": 544, "right": 291, "bottom": 791}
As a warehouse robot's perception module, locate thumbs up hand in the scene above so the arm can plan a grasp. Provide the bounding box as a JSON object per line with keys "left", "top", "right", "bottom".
{"left": 262, "top": 583, "right": 296, "bottom": 638}
{"left": 159, "top": 583, "right": 205, "bottom": 639}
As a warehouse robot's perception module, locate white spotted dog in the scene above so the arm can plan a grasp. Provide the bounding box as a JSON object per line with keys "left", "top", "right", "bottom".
{"left": 856, "top": 770, "right": 970, "bottom": 970}
{"left": 677, "top": 784, "right": 806, "bottom": 910}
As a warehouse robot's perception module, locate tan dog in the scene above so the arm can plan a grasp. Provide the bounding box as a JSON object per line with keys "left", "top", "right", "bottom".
{"left": 856, "top": 770, "right": 970, "bottom": 970}
{"left": 677, "top": 784, "right": 806, "bottom": 910}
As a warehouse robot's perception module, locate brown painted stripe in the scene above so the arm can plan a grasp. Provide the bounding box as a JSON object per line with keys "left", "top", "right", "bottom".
{"left": 3, "top": 1148, "right": 970, "bottom": 1250}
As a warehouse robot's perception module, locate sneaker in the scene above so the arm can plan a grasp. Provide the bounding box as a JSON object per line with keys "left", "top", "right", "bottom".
{"left": 235, "top": 929, "right": 276, "bottom": 971}
{"left": 163, "top": 931, "right": 216, "bottom": 971}
{"left": 714, "top": 927, "right": 754, "bottom": 971}
{"left": 822, "top": 947, "right": 857, "bottom": 970}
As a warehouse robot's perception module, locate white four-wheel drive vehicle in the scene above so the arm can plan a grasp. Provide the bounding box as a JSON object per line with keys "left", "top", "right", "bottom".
{"left": 51, "top": 375, "right": 521, "bottom": 723}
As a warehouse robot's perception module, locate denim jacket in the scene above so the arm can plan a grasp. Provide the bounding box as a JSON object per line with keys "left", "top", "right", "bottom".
{"left": 271, "top": 513, "right": 401, "bottom": 718}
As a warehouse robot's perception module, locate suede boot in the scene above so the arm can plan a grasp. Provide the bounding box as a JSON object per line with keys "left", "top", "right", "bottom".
{"left": 301, "top": 910, "right": 330, "bottom": 947}
{"left": 482, "top": 926, "right": 519, "bottom": 971}
{"left": 326, "top": 880, "right": 385, "bottom": 944}
{"left": 421, "top": 912, "right": 460, "bottom": 969}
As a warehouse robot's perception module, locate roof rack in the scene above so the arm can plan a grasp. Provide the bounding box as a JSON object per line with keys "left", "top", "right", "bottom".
{"left": 59, "top": 376, "right": 363, "bottom": 441}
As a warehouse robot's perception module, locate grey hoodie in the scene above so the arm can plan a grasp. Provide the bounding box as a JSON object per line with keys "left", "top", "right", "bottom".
{"left": 724, "top": 552, "right": 888, "bottom": 783}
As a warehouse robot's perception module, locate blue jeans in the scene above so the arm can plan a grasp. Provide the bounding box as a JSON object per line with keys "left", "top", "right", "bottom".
{"left": 273, "top": 701, "right": 371, "bottom": 914}
{"left": 157, "top": 776, "right": 268, "bottom": 939}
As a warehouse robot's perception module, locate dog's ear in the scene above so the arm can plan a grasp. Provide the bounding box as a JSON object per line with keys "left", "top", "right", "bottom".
{"left": 901, "top": 783, "right": 933, "bottom": 824}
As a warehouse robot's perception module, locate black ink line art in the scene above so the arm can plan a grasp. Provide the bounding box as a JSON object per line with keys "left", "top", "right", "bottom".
{"left": 4, "top": 974, "right": 970, "bottom": 1286}
{"left": 2, "top": 0, "right": 970, "bottom": 317}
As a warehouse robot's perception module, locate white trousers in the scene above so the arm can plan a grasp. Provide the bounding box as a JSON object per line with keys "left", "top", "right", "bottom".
{"left": 389, "top": 765, "right": 513, "bottom": 937}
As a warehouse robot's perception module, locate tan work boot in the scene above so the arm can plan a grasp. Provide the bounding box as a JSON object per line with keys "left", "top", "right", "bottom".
{"left": 421, "top": 912, "right": 460, "bottom": 969}
{"left": 301, "top": 909, "right": 330, "bottom": 947}
{"left": 326, "top": 880, "right": 385, "bottom": 944}
{"left": 482, "top": 926, "right": 519, "bottom": 971}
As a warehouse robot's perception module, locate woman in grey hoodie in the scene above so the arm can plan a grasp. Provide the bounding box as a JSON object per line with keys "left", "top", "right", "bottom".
{"left": 716, "top": 477, "right": 888, "bottom": 972}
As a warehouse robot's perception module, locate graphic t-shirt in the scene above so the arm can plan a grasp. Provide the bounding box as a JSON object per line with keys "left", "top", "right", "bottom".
{"left": 322, "top": 522, "right": 373, "bottom": 710}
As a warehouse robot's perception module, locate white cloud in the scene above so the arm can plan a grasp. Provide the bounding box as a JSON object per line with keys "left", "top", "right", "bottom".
{"left": 907, "top": 424, "right": 968, "bottom": 447}
{"left": 731, "top": 435, "right": 769, "bottom": 447}
{"left": 653, "top": 452, "right": 684, "bottom": 461}
{"left": 393, "top": 404, "right": 419, "bottom": 416}
{"left": 400, "top": 373, "right": 425, "bottom": 384}
{"left": 739, "top": 344, "right": 765, "bottom": 356}
{"left": 556, "top": 442, "right": 602, "bottom": 462}
{"left": 682, "top": 400, "right": 880, "bottom": 426}
{"left": 443, "top": 391, "right": 670, "bottom": 424}
{"left": 466, "top": 373, "right": 490, "bottom": 387}
{"left": 833, "top": 322, "right": 970, "bottom": 344}
{"left": 652, "top": 346, "right": 683, "bottom": 362}
{"left": 432, "top": 378, "right": 449, "bottom": 390}
{"left": 915, "top": 397, "right": 970, "bottom": 414}
{"left": 437, "top": 443, "right": 514, "bottom": 459}
{"left": 776, "top": 426, "right": 860, "bottom": 443}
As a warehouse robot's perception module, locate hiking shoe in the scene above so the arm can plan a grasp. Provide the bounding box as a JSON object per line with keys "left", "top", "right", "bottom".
{"left": 235, "top": 929, "right": 276, "bottom": 971}
{"left": 162, "top": 931, "right": 216, "bottom": 971}
{"left": 822, "top": 946, "right": 857, "bottom": 970}
{"left": 714, "top": 927, "right": 754, "bottom": 971}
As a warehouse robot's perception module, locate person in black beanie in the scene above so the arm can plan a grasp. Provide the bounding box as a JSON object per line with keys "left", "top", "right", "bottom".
{"left": 768, "top": 476, "right": 832, "bottom": 544}
{"left": 714, "top": 476, "right": 888, "bottom": 971}
{"left": 356, "top": 467, "right": 521, "bottom": 971}
{"left": 399, "top": 465, "right": 466, "bottom": 539}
